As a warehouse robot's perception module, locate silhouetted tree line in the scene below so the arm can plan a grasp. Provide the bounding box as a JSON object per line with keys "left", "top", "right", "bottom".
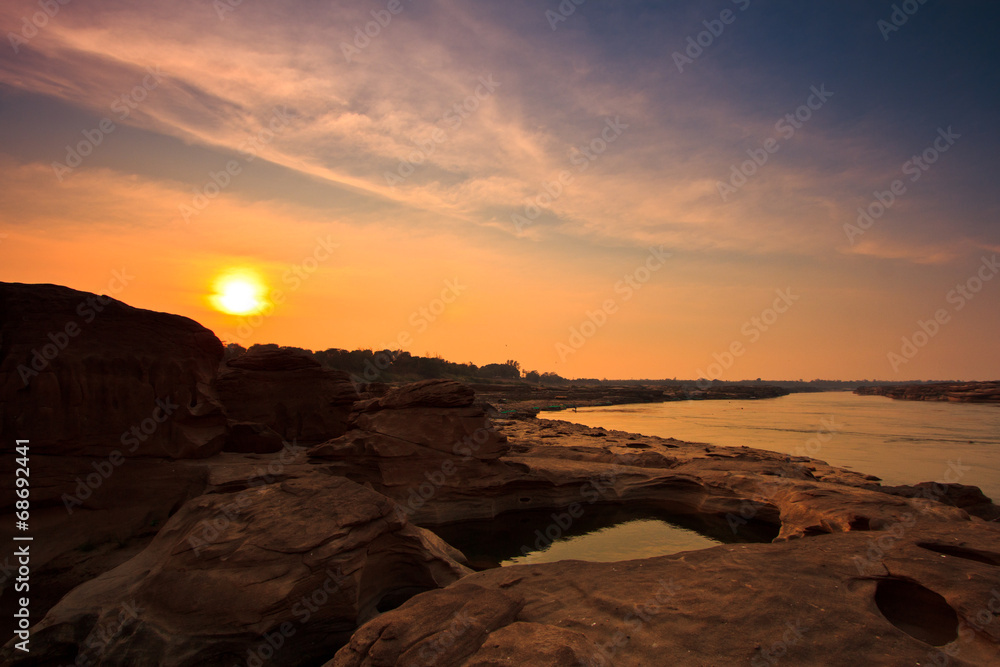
{"left": 223, "top": 343, "right": 537, "bottom": 382}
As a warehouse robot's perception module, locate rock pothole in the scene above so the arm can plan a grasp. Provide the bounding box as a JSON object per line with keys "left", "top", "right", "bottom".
{"left": 916, "top": 542, "right": 1000, "bottom": 566}
{"left": 874, "top": 578, "right": 958, "bottom": 646}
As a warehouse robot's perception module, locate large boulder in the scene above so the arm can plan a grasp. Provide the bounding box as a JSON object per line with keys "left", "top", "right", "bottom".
{"left": 309, "top": 380, "right": 511, "bottom": 515}
{"left": 0, "top": 282, "right": 228, "bottom": 459}
{"left": 0, "top": 282, "right": 230, "bottom": 623}
{"left": 2, "top": 474, "right": 471, "bottom": 667}
{"left": 217, "top": 346, "right": 358, "bottom": 445}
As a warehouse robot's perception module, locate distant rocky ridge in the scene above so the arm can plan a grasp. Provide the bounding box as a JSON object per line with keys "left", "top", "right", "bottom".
{"left": 2, "top": 282, "right": 999, "bottom": 665}
{"left": 855, "top": 381, "right": 1000, "bottom": 403}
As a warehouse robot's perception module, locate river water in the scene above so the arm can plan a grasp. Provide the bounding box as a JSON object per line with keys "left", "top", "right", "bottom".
{"left": 540, "top": 391, "right": 1000, "bottom": 502}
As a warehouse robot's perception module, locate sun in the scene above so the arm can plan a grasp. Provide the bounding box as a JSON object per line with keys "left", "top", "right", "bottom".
{"left": 210, "top": 270, "right": 269, "bottom": 316}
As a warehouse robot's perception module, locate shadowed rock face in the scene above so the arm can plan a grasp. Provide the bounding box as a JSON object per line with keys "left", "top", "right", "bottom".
{"left": 217, "top": 347, "right": 358, "bottom": 445}
{"left": 1, "top": 475, "right": 471, "bottom": 667}
{"left": 0, "top": 282, "right": 228, "bottom": 459}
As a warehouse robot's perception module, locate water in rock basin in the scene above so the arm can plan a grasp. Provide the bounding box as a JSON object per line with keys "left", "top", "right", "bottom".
{"left": 429, "top": 505, "right": 777, "bottom": 569}
{"left": 541, "top": 391, "right": 1000, "bottom": 502}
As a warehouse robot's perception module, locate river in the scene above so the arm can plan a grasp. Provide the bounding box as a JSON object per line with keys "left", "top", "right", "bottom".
{"left": 539, "top": 391, "right": 1000, "bottom": 502}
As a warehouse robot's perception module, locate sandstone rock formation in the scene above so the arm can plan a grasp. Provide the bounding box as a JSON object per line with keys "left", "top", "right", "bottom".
{"left": 2, "top": 474, "right": 470, "bottom": 667}
{"left": 310, "top": 379, "right": 511, "bottom": 506}
{"left": 314, "top": 414, "right": 973, "bottom": 540}
{"left": 0, "top": 282, "right": 228, "bottom": 459}
{"left": 4, "top": 284, "right": 999, "bottom": 666}
{"left": 217, "top": 346, "right": 358, "bottom": 445}
{"left": 329, "top": 520, "right": 1000, "bottom": 666}
{"left": 0, "top": 282, "right": 229, "bottom": 623}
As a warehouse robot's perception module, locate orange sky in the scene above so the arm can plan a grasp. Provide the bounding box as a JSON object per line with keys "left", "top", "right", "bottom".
{"left": 1, "top": 1, "right": 998, "bottom": 380}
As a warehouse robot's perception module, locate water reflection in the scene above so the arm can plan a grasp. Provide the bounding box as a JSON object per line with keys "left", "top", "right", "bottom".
{"left": 429, "top": 504, "right": 777, "bottom": 570}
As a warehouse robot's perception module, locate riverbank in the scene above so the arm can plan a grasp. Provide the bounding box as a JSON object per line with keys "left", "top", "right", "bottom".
{"left": 855, "top": 381, "right": 1000, "bottom": 403}
{"left": 471, "top": 381, "right": 790, "bottom": 418}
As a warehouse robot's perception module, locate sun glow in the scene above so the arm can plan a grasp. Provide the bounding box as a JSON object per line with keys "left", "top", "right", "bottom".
{"left": 210, "top": 270, "right": 269, "bottom": 315}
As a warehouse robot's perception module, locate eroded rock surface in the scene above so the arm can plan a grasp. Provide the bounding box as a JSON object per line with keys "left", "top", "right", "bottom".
{"left": 2, "top": 474, "right": 470, "bottom": 667}
{"left": 330, "top": 521, "right": 1000, "bottom": 666}
{"left": 313, "top": 415, "right": 975, "bottom": 541}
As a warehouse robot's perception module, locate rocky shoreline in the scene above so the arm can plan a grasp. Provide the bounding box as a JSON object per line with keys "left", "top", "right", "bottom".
{"left": 855, "top": 381, "right": 1000, "bottom": 403}
{"left": 2, "top": 283, "right": 1000, "bottom": 665}
{"left": 472, "top": 382, "right": 791, "bottom": 419}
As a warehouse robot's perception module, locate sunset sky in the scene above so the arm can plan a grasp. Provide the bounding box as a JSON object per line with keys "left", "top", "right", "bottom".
{"left": 1, "top": 0, "right": 998, "bottom": 380}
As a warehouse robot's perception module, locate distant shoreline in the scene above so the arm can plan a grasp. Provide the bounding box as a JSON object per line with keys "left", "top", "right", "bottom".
{"left": 473, "top": 382, "right": 793, "bottom": 418}
{"left": 855, "top": 381, "right": 1000, "bottom": 404}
